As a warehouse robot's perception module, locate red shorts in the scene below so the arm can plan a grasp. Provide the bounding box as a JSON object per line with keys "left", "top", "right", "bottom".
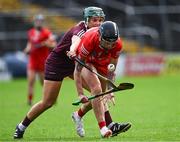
{"left": 28, "top": 60, "right": 46, "bottom": 72}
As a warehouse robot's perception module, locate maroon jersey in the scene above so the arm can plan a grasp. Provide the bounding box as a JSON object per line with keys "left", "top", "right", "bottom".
{"left": 45, "top": 21, "right": 87, "bottom": 81}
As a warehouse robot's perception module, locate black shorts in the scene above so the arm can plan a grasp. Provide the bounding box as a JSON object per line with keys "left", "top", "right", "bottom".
{"left": 45, "top": 52, "right": 75, "bottom": 81}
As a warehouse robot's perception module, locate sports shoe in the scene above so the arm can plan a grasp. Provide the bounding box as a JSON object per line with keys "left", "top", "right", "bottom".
{"left": 13, "top": 125, "right": 24, "bottom": 139}
{"left": 72, "top": 112, "right": 85, "bottom": 137}
{"left": 109, "top": 122, "right": 131, "bottom": 137}
{"left": 100, "top": 126, "right": 112, "bottom": 138}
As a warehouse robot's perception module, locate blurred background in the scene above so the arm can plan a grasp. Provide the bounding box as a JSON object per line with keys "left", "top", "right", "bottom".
{"left": 0, "top": 0, "right": 180, "bottom": 80}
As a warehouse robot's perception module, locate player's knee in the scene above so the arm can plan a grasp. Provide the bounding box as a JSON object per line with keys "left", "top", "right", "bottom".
{"left": 91, "top": 84, "right": 102, "bottom": 95}
{"left": 41, "top": 101, "right": 54, "bottom": 109}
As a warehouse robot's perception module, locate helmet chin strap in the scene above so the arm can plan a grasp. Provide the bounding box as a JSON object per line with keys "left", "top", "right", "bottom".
{"left": 85, "top": 17, "right": 89, "bottom": 28}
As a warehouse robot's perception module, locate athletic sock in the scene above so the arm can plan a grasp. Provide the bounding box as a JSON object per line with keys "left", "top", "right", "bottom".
{"left": 98, "top": 121, "right": 106, "bottom": 129}
{"left": 18, "top": 123, "right": 26, "bottom": 131}
{"left": 107, "top": 122, "right": 115, "bottom": 129}
{"left": 105, "top": 111, "right": 113, "bottom": 126}
{"left": 77, "top": 108, "right": 85, "bottom": 118}
{"left": 28, "top": 94, "right": 33, "bottom": 104}
{"left": 22, "top": 116, "right": 32, "bottom": 127}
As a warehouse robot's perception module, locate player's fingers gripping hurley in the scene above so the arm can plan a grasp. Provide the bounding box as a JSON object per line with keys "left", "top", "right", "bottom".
{"left": 79, "top": 95, "right": 89, "bottom": 104}
{"left": 66, "top": 51, "right": 76, "bottom": 59}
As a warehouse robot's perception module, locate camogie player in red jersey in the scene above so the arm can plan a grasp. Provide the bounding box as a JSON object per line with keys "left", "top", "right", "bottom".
{"left": 24, "top": 14, "right": 56, "bottom": 105}
{"left": 74, "top": 21, "right": 131, "bottom": 137}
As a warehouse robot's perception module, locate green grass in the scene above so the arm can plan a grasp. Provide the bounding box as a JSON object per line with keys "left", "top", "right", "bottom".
{"left": 0, "top": 75, "right": 180, "bottom": 141}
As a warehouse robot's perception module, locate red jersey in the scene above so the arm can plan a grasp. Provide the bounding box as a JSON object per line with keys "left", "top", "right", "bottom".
{"left": 28, "top": 27, "right": 52, "bottom": 71}
{"left": 77, "top": 27, "right": 123, "bottom": 75}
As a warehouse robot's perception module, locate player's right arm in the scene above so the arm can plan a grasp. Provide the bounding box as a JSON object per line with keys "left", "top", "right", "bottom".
{"left": 74, "top": 55, "right": 88, "bottom": 103}
{"left": 70, "top": 35, "right": 81, "bottom": 52}
{"left": 67, "top": 35, "right": 81, "bottom": 58}
{"left": 24, "top": 42, "right": 31, "bottom": 54}
{"left": 74, "top": 30, "right": 95, "bottom": 103}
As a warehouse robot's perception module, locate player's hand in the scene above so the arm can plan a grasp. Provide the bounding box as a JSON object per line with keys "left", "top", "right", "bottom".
{"left": 79, "top": 94, "right": 89, "bottom": 104}
{"left": 66, "top": 51, "right": 76, "bottom": 59}
{"left": 104, "top": 93, "right": 115, "bottom": 106}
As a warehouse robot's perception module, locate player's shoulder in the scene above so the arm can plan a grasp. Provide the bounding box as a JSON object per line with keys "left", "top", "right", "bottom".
{"left": 117, "top": 37, "right": 122, "bottom": 44}
{"left": 84, "top": 27, "right": 98, "bottom": 37}
{"left": 83, "top": 27, "right": 98, "bottom": 41}
{"left": 114, "top": 37, "right": 123, "bottom": 50}
{"left": 86, "top": 27, "right": 98, "bottom": 33}
{"left": 82, "top": 27, "right": 99, "bottom": 45}
{"left": 72, "top": 21, "right": 87, "bottom": 37}
{"left": 77, "top": 21, "right": 86, "bottom": 27}
{"left": 42, "top": 27, "right": 51, "bottom": 33}
{"left": 73, "top": 21, "right": 86, "bottom": 30}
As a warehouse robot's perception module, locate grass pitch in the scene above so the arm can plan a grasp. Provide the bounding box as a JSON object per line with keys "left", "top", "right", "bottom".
{"left": 0, "top": 75, "right": 180, "bottom": 141}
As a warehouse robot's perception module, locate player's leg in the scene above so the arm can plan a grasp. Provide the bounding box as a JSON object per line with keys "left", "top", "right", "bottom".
{"left": 100, "top": 79, "right": 132, "bottom": 137}
{"left": 72, "top": 102, "right": 91, "bottom": 137}
{"left": 72, "top": 78, "right": 117, "bottom": 137}
{"left": 80, "top": 66, "right": 112, "bottom": 137}
{"left": 37, "top": 71, "right": 44, "bottom": 86}
{"left": 14, "top": 80, "right": 62, "bottom": 139}
{"left": 69, "top": 75, "right": 89, "bottom": 137}
{"left": 27, "top": 69, "right": 36, "bottom": 105}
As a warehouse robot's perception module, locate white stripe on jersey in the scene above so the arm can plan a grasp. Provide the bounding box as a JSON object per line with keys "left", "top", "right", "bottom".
{"left": 81, "top": 44, "right": 89, "bottom": 56}
{"left": 77, "top": 30, "right": 85, "bottom": 38}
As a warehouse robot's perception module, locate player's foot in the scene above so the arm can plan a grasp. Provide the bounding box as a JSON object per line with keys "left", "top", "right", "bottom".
{"left": 109, "top": 122, "right": 131, "bottom": 137}
{"left": 13, "top": 125, "right": 24, "bottom": 139}
{"left": 100, "top": 126, "right": 112, "bottom": 138}
{"left": 72, "top": 112, "right": 85, "bottom": 137}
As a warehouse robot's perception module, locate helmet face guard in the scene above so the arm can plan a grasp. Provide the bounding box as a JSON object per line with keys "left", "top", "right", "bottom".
{"left": 99, "top": 21, "right": 119, "bottom": 49}
{"left": 100, "top": 37, "right": 116, "bottom": 50}
{"left": 83, "top": 6, "right": 105, "bottom": 22}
